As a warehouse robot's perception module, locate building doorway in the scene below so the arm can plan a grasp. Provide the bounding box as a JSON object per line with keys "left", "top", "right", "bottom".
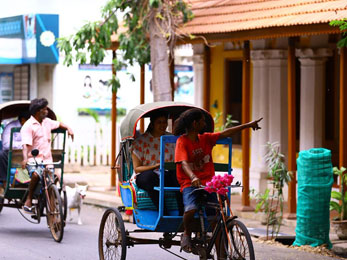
{"left": 224, "top": 60, "right": 242, "bottom": 145}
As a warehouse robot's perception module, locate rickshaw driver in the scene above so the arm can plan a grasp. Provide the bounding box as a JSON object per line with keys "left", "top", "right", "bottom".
{"left": 174, "top": 108, "right": 262, "bottom": 253}
{"left": 20, "top": 98, "right": 74, "bottom": 214}
{"left": 0, "top": 111, "right": 30, "bottom": 194}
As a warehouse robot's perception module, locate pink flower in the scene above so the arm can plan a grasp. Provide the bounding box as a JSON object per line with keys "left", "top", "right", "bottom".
{"left": 218, "top": 188, "right": 228, "bottom": 196}
{"left": 214, "top": 181, "right": 222, "bottom": 189}
{"left": 205, "top": 187, "right": 214, "bottom": 193}
{"left": 204, "top": 173, "right": 234, "bottom": 195}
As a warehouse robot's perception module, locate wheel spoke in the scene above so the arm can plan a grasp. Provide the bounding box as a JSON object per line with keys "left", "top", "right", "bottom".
{"left": 218, "top": 220, "right": 254, "bottom": 260}
{"left": 46, "top": 185, "right": 64, "bottom": 242}
{"left": 103, "top": 212, "right": 121, "bottom": 258}
{"left": 99, "top": 208, "right": 126, "bottom": 260}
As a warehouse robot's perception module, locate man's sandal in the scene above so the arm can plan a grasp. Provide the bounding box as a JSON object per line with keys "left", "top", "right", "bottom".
{"left": 23, "top": 205, "right": 35, "bottom": 214}
{"left": 180, "top": 234, "right": 192, "bottom": 253}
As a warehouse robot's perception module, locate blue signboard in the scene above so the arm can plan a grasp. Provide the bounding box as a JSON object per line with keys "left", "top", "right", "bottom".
{"left": 0, "top": 16, "right": 23, "bottom": 38}
{"left": 0, "top": 14, "right": 59, "bottom": 64}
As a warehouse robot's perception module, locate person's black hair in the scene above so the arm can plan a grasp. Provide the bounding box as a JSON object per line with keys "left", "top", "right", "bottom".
{"left": 146, "top": 111, "right": 169, "bottom": 133}
{"left": 173, "top": 108, "right": 204, "bottom": 136}
{"left": 29, "top": 98, "right": 48, "bottom": 116}
{"left": 18, "top": 110, "right": 31, "bottom": 121}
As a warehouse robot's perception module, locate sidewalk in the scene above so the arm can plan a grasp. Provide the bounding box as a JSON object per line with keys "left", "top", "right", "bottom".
{"left": 64, "top": 165, "right": 347, "bottom": 258}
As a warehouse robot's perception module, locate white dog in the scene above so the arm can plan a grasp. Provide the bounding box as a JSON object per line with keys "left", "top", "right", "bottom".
{"left": 66, "top": 183, "right": 88, "bottom": 225}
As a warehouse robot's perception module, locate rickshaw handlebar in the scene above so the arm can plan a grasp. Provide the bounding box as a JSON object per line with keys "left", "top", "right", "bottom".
{"left": 189, "top": 181, "right": 243, "bottom": 195}
{"left": 26, "top": 161, "right": 62, "bottom": 166}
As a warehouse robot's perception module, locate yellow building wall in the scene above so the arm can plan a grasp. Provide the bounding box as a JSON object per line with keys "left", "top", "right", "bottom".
{"left": 209, "top": 44, "right": 250, "bottom": 169}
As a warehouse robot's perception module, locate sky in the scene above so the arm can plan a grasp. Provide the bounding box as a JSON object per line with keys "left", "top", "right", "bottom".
{"left": 0, "top": 0, "right": 109, "bottom": 36}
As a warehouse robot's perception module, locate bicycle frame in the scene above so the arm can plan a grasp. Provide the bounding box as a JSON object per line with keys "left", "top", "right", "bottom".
{"left": 27, "top": 160, "right": 65, "bottom": 242}
{"left": 192, "top": 190, "right": 238, "bottom": 258}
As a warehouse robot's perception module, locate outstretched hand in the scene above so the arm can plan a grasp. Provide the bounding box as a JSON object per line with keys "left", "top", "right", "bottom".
{"left": 68, "top": 128, "right": 74, "bottom": 141}
{"left": 249, "top": 117, "right": 262, "bottom": 131}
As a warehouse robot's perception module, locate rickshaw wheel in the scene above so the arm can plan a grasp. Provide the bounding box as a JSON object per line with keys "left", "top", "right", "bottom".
{"left": 220, "top": 219, "right": 255, "bottom": 260}
{"left": 61, "top": 190, "right": 67, "bottom": 223}
{"left": 46, "top": 184, "right": 64, "bottom": 242}
{"left": 54, "top": 179, "right": 67, "bottom": 223}
{"left": 0, "top": 196, "right": 4, "bottom": 213}
{"left": 98, "top": 207, "right": 127, "bottom": 260}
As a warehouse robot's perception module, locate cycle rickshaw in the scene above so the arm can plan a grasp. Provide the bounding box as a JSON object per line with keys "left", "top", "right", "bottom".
{"left": 98, "top": 101, "right": 255, "bottom": 259}
{"left": 0, "top": 100, "right": 67, "bottom": 242}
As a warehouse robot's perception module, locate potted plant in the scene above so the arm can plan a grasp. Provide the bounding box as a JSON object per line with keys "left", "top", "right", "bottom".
{"left": 330, "top": 166, "right": 347, "bottom": 240}
{"left": 253, "top": 142, "right": 291, "bottom": 240}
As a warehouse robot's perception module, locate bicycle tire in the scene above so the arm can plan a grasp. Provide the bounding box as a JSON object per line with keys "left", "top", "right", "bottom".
{"left": 61, "top": 190, "right": 67, "bottom": 222}
{"left": 0, "top": 196, "right": 4, "bottom": 213}
{"left": 54, "top": 178, "right": 67, "bottom": 222}
{"left": 98, "top": 207, "right": 127, "bottom": 260}
{"left": 220, "top": 219, "right": 255, "bottom": 260}
{"left": 46, "top": 184, "right": 64, "bottom": 242}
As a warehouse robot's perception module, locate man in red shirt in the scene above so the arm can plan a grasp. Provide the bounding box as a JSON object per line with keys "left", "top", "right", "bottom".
{"left": 174, "top": 108, "right": 262, "bottom": 253}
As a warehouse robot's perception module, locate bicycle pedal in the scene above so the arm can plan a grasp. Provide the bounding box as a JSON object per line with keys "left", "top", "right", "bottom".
{"left": 191, "top": 246, "right": 200, "bottom": 256}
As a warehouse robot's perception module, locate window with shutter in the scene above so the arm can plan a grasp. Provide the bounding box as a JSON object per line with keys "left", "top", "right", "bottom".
{"left": 13, "top": 64, "right": 30, "bottom": 100}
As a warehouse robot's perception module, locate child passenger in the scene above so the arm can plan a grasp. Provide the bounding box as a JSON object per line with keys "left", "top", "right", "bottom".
{"left": 174, "top": 108, "right": 262, "bottom": 253}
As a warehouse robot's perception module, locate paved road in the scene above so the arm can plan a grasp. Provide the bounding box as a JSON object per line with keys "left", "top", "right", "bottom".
{"left": 0, "top": 204, "right": 342, "bottom": 260}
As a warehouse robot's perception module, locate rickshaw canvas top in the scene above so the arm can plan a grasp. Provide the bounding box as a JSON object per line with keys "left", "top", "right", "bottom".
{"left": 0, "top": 100, "right": 56, "bottom": 124}
{"left": 120, "top": 101, "right": 214, "bottom": 140}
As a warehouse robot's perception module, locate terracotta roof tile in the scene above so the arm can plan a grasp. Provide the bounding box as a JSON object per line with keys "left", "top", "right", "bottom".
{"left": 182, "top": 0, "right": 347, "bottom": 34}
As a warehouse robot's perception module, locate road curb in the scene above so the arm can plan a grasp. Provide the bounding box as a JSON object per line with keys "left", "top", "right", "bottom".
{"left": 84, "top": 198, "right": 120, "bottom": 209}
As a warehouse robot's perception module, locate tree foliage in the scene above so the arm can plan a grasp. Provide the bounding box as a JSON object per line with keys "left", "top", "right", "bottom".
{"left": 58, "top": 0, "right": 193, "bottom": 93}
{"left": 330, "top": 166, "right": 347, "bottom": 220}
{"left": 330, "top": 18, "right": 347, "bottom": 47}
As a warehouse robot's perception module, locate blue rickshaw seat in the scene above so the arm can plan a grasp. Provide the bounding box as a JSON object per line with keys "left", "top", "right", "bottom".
{"left": 131, "top": 180, "right": 179, "bottom": 211}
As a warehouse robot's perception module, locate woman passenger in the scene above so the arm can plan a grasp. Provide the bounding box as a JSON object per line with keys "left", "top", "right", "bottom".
{"left": 131, "top": 111, "right": 183, "bottom": 215}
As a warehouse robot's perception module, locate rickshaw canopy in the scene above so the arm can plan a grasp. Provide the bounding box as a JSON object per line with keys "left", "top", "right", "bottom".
{"left": 0, "top": 100, "right": 56, "bottom": 124}
{"left": 120, "top": 101, "right": 214, "bottom": 140}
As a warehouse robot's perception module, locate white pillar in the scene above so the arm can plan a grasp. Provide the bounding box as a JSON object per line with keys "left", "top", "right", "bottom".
{"left": 296, "top": 48, "right": 333, "bottom": 151}
{"left": 192, "top": 44, "right": 204, "bottom": 107}
{"left": 250, "top": 51, "right": 270, "bottom": 193}
{"left": 193, "top": 54, "right": 204, "bottom": 107}
{"left": 250, "top": 50, "right": 288, "bottom": 193}
{"left": 268, "top": 51, "right": 288, "bottom": 158}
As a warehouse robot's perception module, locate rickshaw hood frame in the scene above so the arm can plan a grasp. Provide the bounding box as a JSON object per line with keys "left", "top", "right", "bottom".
{"left": 120, "top": 101, "right": 214, "bottom": 140}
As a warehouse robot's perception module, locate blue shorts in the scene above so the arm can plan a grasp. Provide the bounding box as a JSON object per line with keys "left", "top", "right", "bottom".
{"left": 26, "top": 165, "right": 54, "bottom": 179}
{"left": 182, "top": 186, "right": 218, "bottom": 214}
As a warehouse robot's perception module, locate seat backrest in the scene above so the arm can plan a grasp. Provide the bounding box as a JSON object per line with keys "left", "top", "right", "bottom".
{"left": 11, "top": 149, "right": 23, "bottom": 168}
{"left": 51, "top": 149, "right": 64, "bottom": 168}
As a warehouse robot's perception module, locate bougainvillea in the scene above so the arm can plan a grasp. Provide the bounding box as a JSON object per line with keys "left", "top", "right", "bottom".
{"left": 205, "top": 174, "right": 234, "bottom": 196}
